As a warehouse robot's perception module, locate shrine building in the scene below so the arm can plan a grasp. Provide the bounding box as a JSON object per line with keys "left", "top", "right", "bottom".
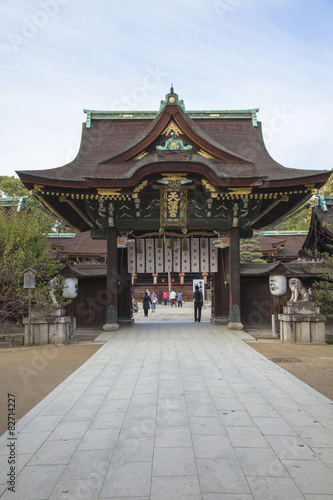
{"left": 17, "top": 88, "right": 331, "bottom": 330}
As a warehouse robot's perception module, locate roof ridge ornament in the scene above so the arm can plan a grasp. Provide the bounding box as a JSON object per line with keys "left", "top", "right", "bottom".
{"left": 156, "top": 132, "right": 192, "bottom": 151}
{"left": 159, "top": 85, "right": 186, "bottom": 112}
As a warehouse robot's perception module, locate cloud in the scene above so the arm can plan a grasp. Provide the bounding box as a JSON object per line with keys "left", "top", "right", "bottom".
{"left": 0, "top": 0, "right": 332, "bottom": 177}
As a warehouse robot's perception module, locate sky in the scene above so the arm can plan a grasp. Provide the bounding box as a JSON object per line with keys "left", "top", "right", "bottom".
{"left": 1, "top": 0, "right": 333, "bottom": 178}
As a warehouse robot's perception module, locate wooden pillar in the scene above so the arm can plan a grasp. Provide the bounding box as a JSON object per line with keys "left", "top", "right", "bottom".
{"left": 103, "top": 227, "right": 119, "bottom": 331}
{"left": 228, "top": 227, "right": 243, "bottom": 330}
{"left": 211, "top": 247, "right": 229, "bottom": 324}
{"left": 117, "top": 248, "right": 133, "bottom": 325}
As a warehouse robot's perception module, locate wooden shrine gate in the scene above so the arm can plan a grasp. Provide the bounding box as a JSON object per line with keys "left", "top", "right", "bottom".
{"left": 18, "top": 88, "right": 330, "bottom": 330}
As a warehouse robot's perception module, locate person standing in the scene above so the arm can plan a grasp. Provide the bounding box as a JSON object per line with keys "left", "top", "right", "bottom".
{"left": 163, "top": 289, "right": 168, "bottom": 305}
{"left": 151, "top": 292, "right": 157, "bottom": 313}
{"left": 157, "top": 289, "right": 163, "bottom": 305}
{"left": 141, "top": 290, "right": 152, "bottom": 317}
{"left": 132, "top": 297, "right": 138, "bottom": 313}
{"left": 192, "top": 285, "right": 203, "bottom": 322}
{"left": 176, "top": 290, "right": 183, "bottom": 307}
{"left": 170, "top": 289, "right": 176, "bottom": 307}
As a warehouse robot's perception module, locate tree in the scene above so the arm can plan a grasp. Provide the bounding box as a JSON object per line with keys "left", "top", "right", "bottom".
{"left": 319, "top": 172, "right": 333, "bottom": 196}
{"left": 273, "top": 173, "right": 333, "bottom": 232}
{"left": 311, "top": 280, "right": 333, "bottom": 321}
{"left": 0, "top": 175, "right": 75, "bottom": 234}
{"left": 0, "top": 176, "right": 29, "bottom": 198}
{"left": 0, "top": 203, "right": 63, "bottom": 329}
{"left": 309, "top": 251, "right": 333, "bottom": 321}
{"left": 240, "top": 231, "right": 266, "bottom": 263}
{"left": 274, "top": 202, "right": 314, "bottom": 231}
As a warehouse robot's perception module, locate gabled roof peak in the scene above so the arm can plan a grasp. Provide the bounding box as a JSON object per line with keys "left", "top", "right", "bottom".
{"left": 159, "top": 85, "right": 185, "bottom": 112}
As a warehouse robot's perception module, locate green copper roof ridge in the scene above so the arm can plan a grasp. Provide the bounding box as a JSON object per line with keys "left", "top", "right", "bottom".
{"left": 47, "top": 233, "right": 77, "bottom": 238}
{"left": 260, "top": 230, "right": 308, "bottom": 235}
{"left": 83, "top": 109, "right": 158, "bottom": 114}
{"left": 83, "top": 108, "right": 259, "bottom": 114}
{"left": 84, "top": 108, "right": 259, "bottom": 127}
{"left": 187, "top": 108, "right": 259, "bottom": 113}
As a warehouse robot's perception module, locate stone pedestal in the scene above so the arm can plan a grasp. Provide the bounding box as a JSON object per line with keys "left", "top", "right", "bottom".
{"left": 102, "top": 323, "right": 119, "bottom": 332}
{"left": 278, "top": 301, "right": 326, "bottom": 344}
{"left": 118, "top": 319, "right": 134, "bottom": 326}
{"left": 210, "top": 316, "right": 229, "bottom": 325}
{"left": 23, "top": 308, "right": 71, "bottom": 345}
{"left": 103, "top": 304, "right": 119, "bottom": 331}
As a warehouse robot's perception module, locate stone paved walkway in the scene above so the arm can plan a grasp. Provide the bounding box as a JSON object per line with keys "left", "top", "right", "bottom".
{"left": 1, "top": 322, "right": 333, "bottom": 499}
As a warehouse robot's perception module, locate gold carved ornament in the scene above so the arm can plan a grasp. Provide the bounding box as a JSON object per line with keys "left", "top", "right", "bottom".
{"left": 134, "top": 151, "right": 149, "bottom": 160}
{"left": 167, "top": 191, "right": 181, "bottom": 218}
{"left": 162, "top": 120, "right": 183, "bottom": 137}
{"left": 197, "top": 149, "right": 215, "bottom": 159}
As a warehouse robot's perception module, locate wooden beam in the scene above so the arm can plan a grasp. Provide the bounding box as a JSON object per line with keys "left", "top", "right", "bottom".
{"left": 33, "top": 192, "right": 81, "bottom": 232}
{"left": 65, "top": 200, "right": 96, "bottom": 229}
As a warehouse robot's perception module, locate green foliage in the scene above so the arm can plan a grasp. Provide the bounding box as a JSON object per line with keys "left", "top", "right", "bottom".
{"left": 309, "top": 251, "right": 333, "bottom": 320}
{"left": 0, "top": 176, "right": 29, "bottom": 197}
{"left": 274, "top": 202, "right": 313, "bottom": 231}
{"left": 0, "top": 174, "right": 74, "bottom": 235}
{"left": 275, "top": 173, "right": 333, "bottom": 231}
{"left": 240, "top": 231, "right": 266, "bottom": 263}
{"left": 311, "top": 280, "right": 333, "bottom": 321}
{"left": 0, "top": 204, "right": 65, "bottom": 326}
{"left": 319, "top": 172, "right": 333, "bottom": 196}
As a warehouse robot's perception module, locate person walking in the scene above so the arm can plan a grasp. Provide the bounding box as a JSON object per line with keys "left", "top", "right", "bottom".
{"left": 163, "top": 289, "right": 168, "bottom": 305}
{"left": 192, "top": 285, "right": 203, "bottom": 322}
{"left": 157, "top": 289, "right": 163, "bottom": 305}
{"left": 141, "top": 290, "right": 152, "bottom": 317}
{"left": 176, "top": 290, "right": 183, "bottom": 307}
{"left": 170, "top": 289, "right": 176, "bottom": 307}
{"left": 151, "top": 292, "right": 157, "bottom": 313}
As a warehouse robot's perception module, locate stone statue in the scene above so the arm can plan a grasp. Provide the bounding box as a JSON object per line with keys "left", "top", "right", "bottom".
{"left": 46, "top": 278, "right": 60, "bottom": 307}
{"left": 279, "top": 278, "right": 325, "bottom": 343}
{"left": 288, "top": 278, "right": 310, "bottom": 302}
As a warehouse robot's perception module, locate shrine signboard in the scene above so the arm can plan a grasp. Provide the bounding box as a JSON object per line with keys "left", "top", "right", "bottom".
{"left": 160, "top": 186, "right": 187, "bottom": 234}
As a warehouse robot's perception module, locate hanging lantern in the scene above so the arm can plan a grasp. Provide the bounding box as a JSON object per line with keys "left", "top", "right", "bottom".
{"left": 62, "top": 277, "right": 78, "bottom": 298}
{"left": 179, "top": 273, "right": 185, "bottom": 284}
{"left": 132, "top": 273, "right": 137, "bottom": 285}
{"left": 152, "top": 273, "right": 158, "bottom": 284}
{"left": 201, "top": 272, "right": 208, "bottom": 285}
{"left": 269, "top": 274, "right": 287, "bottom": 296}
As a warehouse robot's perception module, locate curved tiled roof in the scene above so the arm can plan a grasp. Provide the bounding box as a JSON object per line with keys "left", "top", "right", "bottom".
{"left": 17, "top": 93, "right": 331, "bottom": 190}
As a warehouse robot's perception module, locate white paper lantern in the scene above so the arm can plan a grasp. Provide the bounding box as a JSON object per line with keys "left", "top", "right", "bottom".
{"left": 62, "top": 277, "right": 78, "bottom": 298}
{"left": 269, "top": 274, "right": 287, "bottom": 296}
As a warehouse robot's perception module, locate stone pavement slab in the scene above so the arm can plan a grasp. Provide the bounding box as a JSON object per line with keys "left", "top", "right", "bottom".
{"left": 1, "top": 321, "right": 333, "bottom": 499}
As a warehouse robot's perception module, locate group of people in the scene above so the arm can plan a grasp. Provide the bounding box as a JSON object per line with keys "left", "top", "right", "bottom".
{"left": 139, "top": 285, "right": 203, "bottom": 322}
{"left": 167, "top": 289, "right": 184, "bottom": 307}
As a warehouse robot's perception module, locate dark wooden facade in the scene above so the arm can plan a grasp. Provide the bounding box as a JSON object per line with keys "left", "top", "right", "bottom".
{"left": 300, "top": 195, "right": 333, "bottom": 257}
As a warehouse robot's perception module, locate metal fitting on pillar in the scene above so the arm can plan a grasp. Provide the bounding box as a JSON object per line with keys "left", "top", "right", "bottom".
{"left": 207, "top": 197, "right": 213, "bottom": 217}
{"left": 233, "top": 202, "right": 239, "bottom": 227}
{"left": 108, "top": 202, "right": 114, "bottom": 226}
{"left": 134, "top": 197, "right": 140, "bottom": 217}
